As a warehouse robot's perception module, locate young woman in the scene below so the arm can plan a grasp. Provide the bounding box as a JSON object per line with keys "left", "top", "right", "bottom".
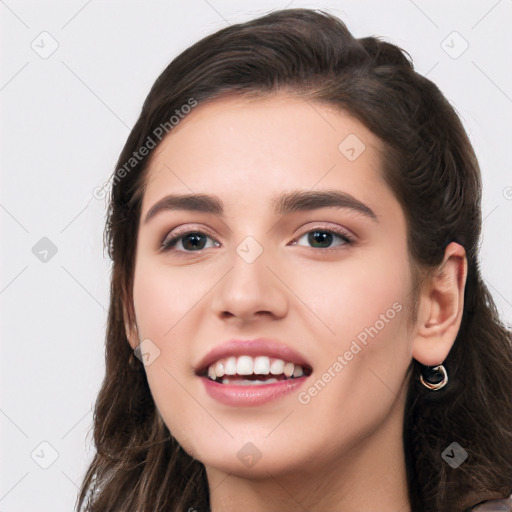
{"left": 77, "top": 8, "right": 512, "bottom": 512}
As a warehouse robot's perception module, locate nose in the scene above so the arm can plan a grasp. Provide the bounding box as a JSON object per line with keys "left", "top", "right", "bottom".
{"left": 210, "top": 245, "right": 289, "bottom": 323}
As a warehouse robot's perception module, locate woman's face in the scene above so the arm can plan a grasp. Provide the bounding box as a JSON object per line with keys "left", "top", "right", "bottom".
{"left": 128, "top": 93, "right": 416, "bottom": 478}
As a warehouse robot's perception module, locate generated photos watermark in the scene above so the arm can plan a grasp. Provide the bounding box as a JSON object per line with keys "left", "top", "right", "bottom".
{"left": 298, "top": 301, "right": 403, "bottom": 405}
{"left": 93, "top": 98, "right": 198, "bottom": 200}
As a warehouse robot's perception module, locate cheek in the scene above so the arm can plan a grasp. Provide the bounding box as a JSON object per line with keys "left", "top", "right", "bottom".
{"left": 289, "top": 248, "right": 410, "bottom": 342}
{"left": 131, "top": 263, "right": 196, "bottom": 402}
{"left": 294, "top": 282, "right": 411, "bottom": 451}
{"left": 132, "top": 259, "right": 212, "bottom": 340}
{"left": 290, "top": 244, "right": 414, "bottom": 411}
{"left": 131, "top": 259, "right": 216, "bottom": 430}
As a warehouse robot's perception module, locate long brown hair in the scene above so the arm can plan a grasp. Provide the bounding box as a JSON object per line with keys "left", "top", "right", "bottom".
{"left": 77, "top": 8, "right": 512, "bottom": 512}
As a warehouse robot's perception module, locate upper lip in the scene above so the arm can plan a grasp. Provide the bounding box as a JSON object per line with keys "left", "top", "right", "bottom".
{"left": 194, "top": 338, "right": 313, "bottom": 375}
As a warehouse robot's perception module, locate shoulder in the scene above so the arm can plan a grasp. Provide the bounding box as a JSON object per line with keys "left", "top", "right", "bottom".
{"left": 470, "top": 495, "right": 512, "bottom": 511}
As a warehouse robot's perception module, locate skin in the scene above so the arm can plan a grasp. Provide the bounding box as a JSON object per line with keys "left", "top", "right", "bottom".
{"left": 125, "top": 93, "right": 467, "bottom": 512}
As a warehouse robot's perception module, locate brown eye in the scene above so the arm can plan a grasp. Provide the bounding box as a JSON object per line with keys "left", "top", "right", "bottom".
{"left": 295, "top": 229, "right": 353, "bottom": 249}
{"left": 161, "top": 231, "right": 220, "bottom": 252}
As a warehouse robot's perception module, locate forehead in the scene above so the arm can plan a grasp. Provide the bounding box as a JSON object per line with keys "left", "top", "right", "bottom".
{"left": 141, "top": 93, "right": 389, "bottom": 213}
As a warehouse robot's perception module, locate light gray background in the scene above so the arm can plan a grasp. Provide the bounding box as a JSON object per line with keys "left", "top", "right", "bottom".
{"left": 1, "top": 1, "right": 511, "bottom": 510}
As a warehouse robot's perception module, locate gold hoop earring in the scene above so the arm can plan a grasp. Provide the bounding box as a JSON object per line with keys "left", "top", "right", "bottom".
{"left": 419, "top": 364, "right": 448, "bottom": 391}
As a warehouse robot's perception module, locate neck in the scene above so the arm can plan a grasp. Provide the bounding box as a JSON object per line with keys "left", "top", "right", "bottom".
{"left": 206, "top": 392, "right": 411, "bottom": 512}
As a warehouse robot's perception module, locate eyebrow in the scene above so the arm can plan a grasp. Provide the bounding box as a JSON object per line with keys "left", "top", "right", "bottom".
{"left": 144, "top": 190, "right": 377, "bottom": 224}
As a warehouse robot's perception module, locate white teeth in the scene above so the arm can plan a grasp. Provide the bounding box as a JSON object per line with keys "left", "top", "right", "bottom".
{"left": 205, "top": 355, "right": 307, "bottom": 381}
{"left": 253, "top": 356, "right": 270, "bottom": 375}
{"left": 214, "top": 361, "right": 225, "bottom": 377}
{"left": 270, "top": 358, "right": 285, "bottom": 375}
{"left": 208, "top": 365, "right": 217, "bottom": 380}
{"left": 293, "top": 364, "right": 304, "bottom": 378}
{"left": 236, "top": 355, "right": 254, "bottom": 375}
{"left": 283, "top": 362, "right": 294, "bottom": 378}
{"left": 224, "top": 356, "right": 237, "bottom": 375}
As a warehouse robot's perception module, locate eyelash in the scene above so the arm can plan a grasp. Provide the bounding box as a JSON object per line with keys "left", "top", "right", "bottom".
{"left": 160, "top": 225, "right": 355, "bottom": 253}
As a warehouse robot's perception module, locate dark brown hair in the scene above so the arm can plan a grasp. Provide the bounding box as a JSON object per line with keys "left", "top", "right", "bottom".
{"left": 77, "top": 8, "right": 512, "bottom": 512}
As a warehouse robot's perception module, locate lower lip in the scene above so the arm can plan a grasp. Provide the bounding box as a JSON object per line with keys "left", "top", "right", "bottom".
{"left": 201, "top": 376, "right": 308, "bottom": 406}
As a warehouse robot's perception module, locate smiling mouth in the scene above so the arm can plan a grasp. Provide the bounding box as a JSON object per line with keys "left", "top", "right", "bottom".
{"left": 198, "top": 355, "right": 313, "bottom": 385}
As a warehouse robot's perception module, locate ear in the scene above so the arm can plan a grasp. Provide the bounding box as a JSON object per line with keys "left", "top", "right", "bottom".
{"left": 123, "top": 302, "right": 140, "bottom": 351}
{"left": 412, "top": 242, "right": 467, "bottom": 366}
